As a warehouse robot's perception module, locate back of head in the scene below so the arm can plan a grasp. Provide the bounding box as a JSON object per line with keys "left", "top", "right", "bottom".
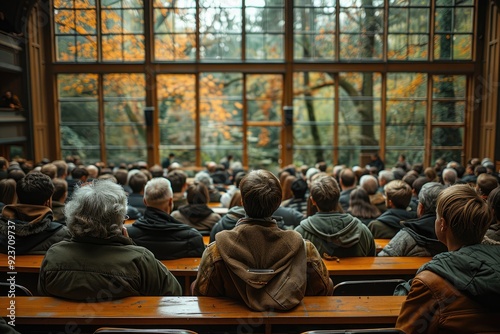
{"left": 0, "top": 178, "right": 17, "bottom": 205}
{"left": 436, "top": 184, "right": 491, "bottom": 245}
{"left": 144, "top": 177, "right": 173, "bottom": 207}
{"left": 113, "top": 168, "right": 128, "bottom": 186}
{"left": 52, "top": 178, "right": 68, "bottom": 202}
{"left": 442, "top": 167, "right": 457, "bottom": 185}
{"left": 402, "top": 173, "right": 417, "bottom": 188}
{"left": 66, "top": 180, "right": 127, "bottom": 239}
{"left": 240, "top": 170, "right": 281, "bottom": 218}
{"left": 86, "top": 165, "right": 99, "bottom": 179}
{"left": 129, "top": 171, "right": 148, "bottom": 193}
{"left": 186, "top": 182, "right": 209, "bottom": 205}
{"left": 194, "top": 171, "right": 213, "bottom": 189}
{"left": 487, "top": 187, "right": 500, "bottom": 223}
{"left": 476, "top": 173, "right": 499, "bottom": 197}
{"left": 40, "top": 163, "right": 57, "bottom": 179}
{"left": 384, "top": 180, "right": 412, "bottom": 209}
{"left": 291, "top": 178, "right": 308, "bottom": 199}
{"left": 391, "top": 167, "right": 406, "bottom": 180}
{"left": 424, "top": 167, "right": 437, "bottom": 182}
{"left": 378, "top": 170, "right": 394, "bottom": 184}
{"left": 149, "top": 164, "right": 164, "bottom": 178}
{"left": 310, "top": 175, "right": 340, "bottom": 212}
{"left": 71, "top": 167, "right": 89, "bottom": 181}
{"left": 349, "top": 187, "right": 370, "bottom": 204}
{"left": 418, "top": 182, "right": 445, "bottom": 214}
{"left": 412, "top": 176, "right": 430, "bottom": 196}
{"left": 234, "top": 171, "right": 247, "bottom": 188}
{"left": 16, "top": 172, "right": 54, "bottom": 205}
{"left": 339, "top": 168, "right": 356, "bottom": 188}
{"left": 359, "top": 174, "right": 378, "bottom": 195}
{"left": 166, "top": 170, "right": 187, "bottom": 193}
{"left": 52, "top": 160, "right": 68, "bottom": 178}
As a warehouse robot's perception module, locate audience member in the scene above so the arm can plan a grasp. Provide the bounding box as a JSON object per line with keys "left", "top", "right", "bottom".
{"left": 1, "top": 91, "right": 22, "bottom": 109}
{"left": 347, "top": 187, "right": 381, "bottom": 226}
{"left": 377, "top": 170, "right": 394, "bottom": 194}
{"left": 166, "top": 169, "right": 189, "bottom": 210}
{"left": 127, "top": 178, "right": 205, "bottom": 259}
{"left": 368, "top": 180, "right": 417, "bottom": 238}
{"left": 220, "top": 171, "right": 246, "bottom": 208}
{"left": 52, "top": 160, "right": 69, "bottom": 179}
{"left": 379, "top": 182, "right": 446, "bottom": 257}
{"left": 396, "top": 184, "right": 500, "bottom": 333}
{"left": 128, "top": 171, "right": 148, "bottom": 215}
{"left": 280, "top": 175, "right": 297, "bottom": 204}
{"left": 51, "top": 178, "right": 68, "bottom": 224}
{"left": 282, "top": 178, "right": 308, "bottom": 216}
{"left": 0, "top": 157, "right": 9, "bottom": 180}
{"left": 194, "top": 171, "right": 222, "bottom": 203}
{"left": 162, "top": 153, "right": 176, "bottom": 169}
{"left": 38, "top": 180, "right": 181, "bottom": 299}
{"left": 0, "top": 173, "right": 70, "bottom": 254}
{"left": 338, "top": 168, "right": 357, "bottom": 212}
{"left": 0, "top": 178, "right": 16, "bottom": 210}
{"left": 40, "top": 162, "right": 57, "bottom": 179}
{"left": 475, "top": 173, "right": 498, "bottom": 200}
{"left": 67, "top": 166, "right": 89, "bottom": 200}
{"left": 441, "top": 167, "right": 457, "bottom": 186}
{"left": 171, "top": 182, "right": 221, "bottom": 234}
{"left": 295, "top": 175, "right": 375, "bottom": 258}
{"left": 360, "top": 174, "right": 386, "bottom": 213}
{"left": 483, "top": 186, "right": 500, "bottom": 245}
{"left": 114, "top": 168, "right": 132, "bottom": 194}
{"left": 369, "top": 152, "right": 385, "bottom": 172}
{"left": 86, "top": 164, "right": 99, "bottom": 180}
{"left": 193, "top": 170, "right": 333, "bottom": 311}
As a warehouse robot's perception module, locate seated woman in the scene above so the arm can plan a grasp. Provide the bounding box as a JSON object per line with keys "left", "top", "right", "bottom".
{"left": 347, "top": 187, "right": 381, "bottom": 226}
{"left": 396, "top": 184, "right": 500, "bottom": 333}
{"left": 38, "top": 180, "right": 182, "bottom": 300}
{"left": 0, "top": 178, "right": 16, "bottom": 211}
{"left": 484, "top": 186, "right": 500, "bottom": 244}
{"left": 171, "top": 182, "right": 221, "bottom": 235}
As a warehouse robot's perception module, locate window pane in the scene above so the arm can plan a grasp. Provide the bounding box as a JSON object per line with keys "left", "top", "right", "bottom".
{"left": 434, "top": 4, "right": 474, "bottom": 60}
{"left": 294, "top": 3, "right": 336, "bottom": 60}
{"left": 246, "top": 75, "right": 282, "bottom": 122}
{"left": 246, "top": 4, "right": 285, "bottom": 60}
{"left": 157, "top": 74, "right": 196, "bottom": 146}
{"left": 200, "top": 73, "right": 243, "bottom": 151}
{"left": 247, "top": 126, "right": 281, "bottom": 174}
{"left": 432, "top": 127, "right": 463, "bottom": 147}
{"left": 432, "top": 75, "right": 466, "bottom": 123}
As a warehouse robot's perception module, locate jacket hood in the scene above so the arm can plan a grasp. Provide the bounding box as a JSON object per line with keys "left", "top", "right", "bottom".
{"left": 0, "top": 204, "right": 54, "bottom": 237}
{"left": 419, "top": 244, "right": 500, "bottom": 308}
{"left": 132, "top": 207, "right": 192, "bottom": 232}
{"left": 178, "top": 204, "right": 214, "bottom": 223}
{"left": 402, "top": 213, "right": 447, "bottom": 255}
{"left": 215, "top": 217, "right": 305, "bottom": 290}
{"left": 219, "top": 206, "right": 246, "bottom": 230}
{"left": 299, "top": 213, "right": 363, "bottom": 248}
{"left": 376, "top": 208, "right": 416, "bottom": 229}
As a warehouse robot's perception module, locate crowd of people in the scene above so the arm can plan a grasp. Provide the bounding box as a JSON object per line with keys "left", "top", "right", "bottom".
{"left": 0, "top": 153, "right": 500, "bottom": 332}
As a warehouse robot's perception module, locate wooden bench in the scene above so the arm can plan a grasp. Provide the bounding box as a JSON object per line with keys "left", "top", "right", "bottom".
{"left": 0, "top": 295, "right": 405, "bottom": 334}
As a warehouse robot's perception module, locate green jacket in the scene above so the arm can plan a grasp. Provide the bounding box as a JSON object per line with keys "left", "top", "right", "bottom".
{"left": 295, "top": 212, "right": 376, "bottom": 258}
{"left": 38, "top": 235, "right": 182, "bottom": 300}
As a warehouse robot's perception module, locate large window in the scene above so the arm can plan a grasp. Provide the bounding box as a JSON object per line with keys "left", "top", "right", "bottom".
{"left": 52, "top": 1, "right": 478, "bottom": 169}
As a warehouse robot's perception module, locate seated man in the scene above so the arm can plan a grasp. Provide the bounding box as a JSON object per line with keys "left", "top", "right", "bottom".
{"left": 379, "top": 182, "right": 447, "bottom": 257}
{"left": 295, "top": 175, "right": 376, "bottom": 258}
{"left": 38, "top": 180, "right": 182, "bottom": 300}
{"left": 368, "top": 180, "right": 417, "bottom": 239}
{"left": 127, "top": 177, "right": 205, "bottom": 260}
{"left": 396, "top": 184, "right": 500, "bottom": 333}
{"left": 193, "top": 170, "right": 333, "bottom": 311}
{"left": 0, "top": 172, "right": 70, "bottom": 254}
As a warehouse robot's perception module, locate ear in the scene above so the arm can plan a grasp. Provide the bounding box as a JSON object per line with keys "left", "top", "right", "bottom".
{"left": 44, "top": 198, "right": 52, "bottom": 208}
{"left": 143, "top": 197, "right": 148, "bottom": 206}
{"left": 439, "top": 217, "right": 448, "bottom": 233}
{"left": 417, "top": 202, "right": 424, "bottom": 217}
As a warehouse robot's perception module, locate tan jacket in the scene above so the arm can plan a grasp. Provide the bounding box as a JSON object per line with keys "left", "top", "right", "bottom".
{"left": 396, "top": 270, "right": 500, "bottom": 333}
{"left": 193, "top": 218, "right": 333, "bottom": 311}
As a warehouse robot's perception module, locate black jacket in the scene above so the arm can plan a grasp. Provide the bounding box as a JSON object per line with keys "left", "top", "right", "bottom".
{"left": 126, "top": 207, "right": 205, "bottom": 260}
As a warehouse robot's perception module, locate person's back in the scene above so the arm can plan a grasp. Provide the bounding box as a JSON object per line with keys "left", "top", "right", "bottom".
{"left": 193, "top": 169, "right": 333, "bottom": 311}
{"left": 127, "top": 178, "right": 205, "bottom": 260}
{"left": 127, "top": 171, "right": 148, "bottom": 214}
{"left": 0, "top": 172, "right": 70, "bottom": 254}
{"left": 379, "top": 182, "right": 447, "bottom": 257}
{"left": 396, "top": 184, "right": 500, "bottom": 333}
{"left": 38, "top": 180, "right": 182, "bottom": 300}
{"left": 368, "top": 180, "right": 416, "bottom": 238}
{"left": 295, "top": 175, "right": 376, "bottom": 258}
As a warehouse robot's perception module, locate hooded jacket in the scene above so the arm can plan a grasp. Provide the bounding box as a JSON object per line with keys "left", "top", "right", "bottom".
{"left": 378, "top": 213, "right": 447, "bottom": 257}
{"left": 126, "top": 207, "right": 205, "bottom": 260}
{"left": 194, "top": 217, "right": 333, "bottom": 311}
{"left": 295, "top": 212, "right": 376, "bottom": 258}
{"left": 396, "top": 244, "right": 500, "bottom": 333}
{"left": 483, "top": 223, "right": 500, "bottom": 245}
{"left": 368, "top": 208, "right": 417, "bottom": 239}
{"left": 0, "top": 204, "right": 70, "bottom": 254}
{"left": 209, "top": 206, "right": 304, "bottom": 242}
{"left": 171, "top": 204, "right": 220, "bottom": 234}
{"left": 38, "top": 235, "right": 182, "bottom": 300}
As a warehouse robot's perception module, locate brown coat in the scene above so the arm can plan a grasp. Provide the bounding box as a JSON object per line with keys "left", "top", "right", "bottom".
{"left": 193, "top": 218, "right": 333, "bottom": 311}
{"left": 396, "top": 270, "right": 500, "bottom": 333}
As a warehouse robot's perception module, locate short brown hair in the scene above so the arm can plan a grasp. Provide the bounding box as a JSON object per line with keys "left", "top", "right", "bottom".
{"left": 476, "top": 173, "right": 499, "bottom": 197}
{"left": 436, "top": 184, "right": 491, "bottom": 245}
{"left": 310, "top": 175, "right": 340, "bottom": 212}
{"left": 384, "top": 180, "right": 412, "bottom": 209}
{"left": 240, "top": 170, "right": 281, "bottom": 218}
{"left": 186, "top": 182, "right": 209, "bottom": 205}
